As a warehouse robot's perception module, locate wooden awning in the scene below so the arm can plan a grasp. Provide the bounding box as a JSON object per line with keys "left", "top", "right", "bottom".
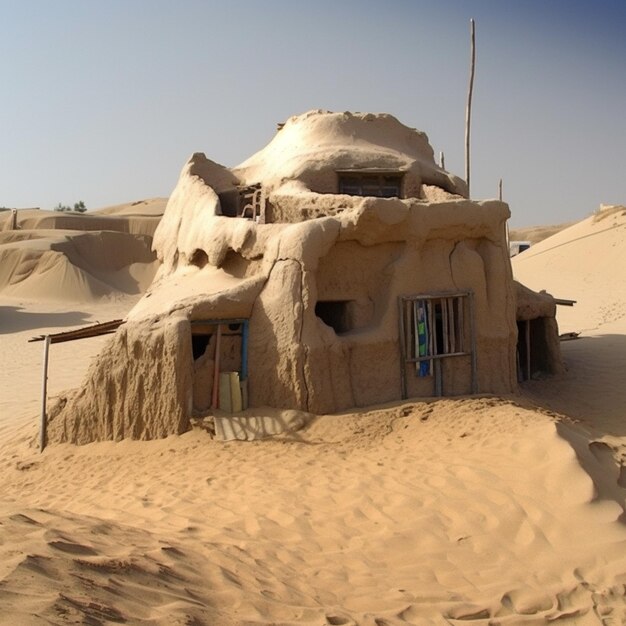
{"left": 29, "top": 319, "right": 124, "bottom": 344}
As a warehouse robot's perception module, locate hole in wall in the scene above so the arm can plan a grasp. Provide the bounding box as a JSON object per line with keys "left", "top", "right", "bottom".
{"left": 315, "top": 301, "right": 355, "bottom": 334}
{"left": 192, "top": 334, "right": 211, "bottom": 360}
{"left": 189, "top": 249, "right": 208, "bottom": 268}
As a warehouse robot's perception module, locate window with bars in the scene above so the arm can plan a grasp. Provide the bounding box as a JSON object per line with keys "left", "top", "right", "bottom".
{"left": 398, "top": 292, "right": 477, "bottom": 396}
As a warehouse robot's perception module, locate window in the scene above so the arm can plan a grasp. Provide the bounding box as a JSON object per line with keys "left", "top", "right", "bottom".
{"left": 400, "top": 294, "right": 469, "bottom": 374}
{"left": 315, "top": 300, "right": 354, "bottom": 334}
{"left": 398, "top": 292, "right": 477, "bottom": 397}
{"left": 338, "top": 172, "right": 403, "bottom": 198}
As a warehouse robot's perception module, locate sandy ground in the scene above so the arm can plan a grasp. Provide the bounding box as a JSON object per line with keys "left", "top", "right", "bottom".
{"left": 1, "top": 210, "right": 626, "bottom": 624}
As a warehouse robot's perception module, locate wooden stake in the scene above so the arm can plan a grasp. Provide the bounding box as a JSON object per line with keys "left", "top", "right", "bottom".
{"left": 498, "top": 178, "right": 503, "bottom": 201}
{"left": 211, "top": 324, "right": 222, "bottom": 410}
{"left": 468, "top": 291, "right": 478, "bottom": 394}
{"left": 398, "top": 298, "right": 407, "bottom": 400}
{"left": 465, "top": 18, "right": 476, "bottom": 197}
{"left": 40, "top": 335, "right": 50, "bottom": 452}
{"left": 525, "top": 320, "right": 531, "bottom": 381}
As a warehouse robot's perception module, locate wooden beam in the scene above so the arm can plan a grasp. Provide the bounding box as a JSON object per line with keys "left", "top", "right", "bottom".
{"left": 30, "top": 319, "right": 124, "bottom": 344}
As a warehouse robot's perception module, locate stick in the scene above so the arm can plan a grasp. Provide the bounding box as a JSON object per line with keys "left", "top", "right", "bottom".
{"left": 211, "top": 324, "right": 222, "bottom": 410}
{"left": 498, "top": 178, "right": 503, "bottom": 201}
{"left": 40, "top": 335, "right": 50, "bottom": 452}
{"left": 439, "top": 151, "right": 445, "bottom": 169}
{"left": 398, "top": 298, "right": 407, "bottom": 400}
{"left": 525, "top": 320, "right": 531, "bottom": 381}
{"left": 413, "top": 300, "right": 419, "bottom": 374}
{"left": 469, "top": 292, "right": 478, "bottom": 394}
{"left": 465, "top": 18, "right": 476, "bottom": 197}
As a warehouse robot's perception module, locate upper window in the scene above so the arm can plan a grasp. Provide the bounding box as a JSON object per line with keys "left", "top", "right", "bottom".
{"left": 338, "top": 172, "right": 403, "bottom": 198}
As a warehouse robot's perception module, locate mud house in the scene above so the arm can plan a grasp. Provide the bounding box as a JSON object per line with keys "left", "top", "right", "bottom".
{"left": 48, "top": 110, "right": 562, "bottom": 444}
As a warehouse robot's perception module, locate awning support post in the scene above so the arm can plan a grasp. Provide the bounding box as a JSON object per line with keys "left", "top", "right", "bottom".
{"left": 40, "top": 335, "right": 51, "bottom": 453}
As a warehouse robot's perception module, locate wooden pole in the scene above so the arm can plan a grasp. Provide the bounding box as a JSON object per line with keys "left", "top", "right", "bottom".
{"left": 40, "top": 335, "right": 51, "bottom": 452}
{"left": 240, "top": 320, "right": 249, "bottom": 410}
{"left": 498, "top": 178, "right": 503, "bottom": 201}
{"left": 434, "top": 359, "right": 443, "bottom": 397}
{"left": 468, "top": 292, "right": 478, "bottom": 394}
{"left": 398, "top": 298, "right": 407, "bottom": 400}
{"left": 211, "top": 324, "right": 222, "bottom": 410}
{"left": 465, "top": 18, "right": 476, "bottom": 197}
{"left": 439, "top": 151, "right": 445, "bottom": 169}
{"left": 525, "top": 319, "right": 531, "bottom": 381}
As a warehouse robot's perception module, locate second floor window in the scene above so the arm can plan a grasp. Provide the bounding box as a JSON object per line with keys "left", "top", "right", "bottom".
{"left": 338, "top": 172, "right": 403, "bottom": 198}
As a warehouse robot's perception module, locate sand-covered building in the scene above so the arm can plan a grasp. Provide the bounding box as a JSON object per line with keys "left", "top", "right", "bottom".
{"left": 48, "top": 110, "right": 562, "bottom": 443}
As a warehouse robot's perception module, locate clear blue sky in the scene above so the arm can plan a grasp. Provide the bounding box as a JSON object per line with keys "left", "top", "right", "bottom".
{"left": 1, "top": 0, "right": 625, "bottom": 226}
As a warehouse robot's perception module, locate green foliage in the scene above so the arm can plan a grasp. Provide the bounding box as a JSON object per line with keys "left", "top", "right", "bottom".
{"left": 54, "top": 201, "right": 87, "bottom": 213}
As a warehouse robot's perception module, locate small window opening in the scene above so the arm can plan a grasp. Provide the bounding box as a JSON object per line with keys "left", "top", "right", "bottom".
{"left": 315, "top": 300, "right": 353, "bottom": 334}
{"left": 338, "top": 172, "right": 403, "bottom": 198}
{"left": 189, "top": 248, "right": 208, "bottom": 269}
{"left": 218, "top": 189, "right": 240, "bottom": 217}
{"left": 192, "top": 334, "right": 211, "bottom": 360}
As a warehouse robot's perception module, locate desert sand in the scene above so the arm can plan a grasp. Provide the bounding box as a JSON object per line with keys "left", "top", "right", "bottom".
{"left": 1, "top": 205, "right": 626, "bottom": 624}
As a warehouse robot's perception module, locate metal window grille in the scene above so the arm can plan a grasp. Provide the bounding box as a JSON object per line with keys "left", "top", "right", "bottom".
{"left": 398, "top": 291, "right": 477, "bottom": 397}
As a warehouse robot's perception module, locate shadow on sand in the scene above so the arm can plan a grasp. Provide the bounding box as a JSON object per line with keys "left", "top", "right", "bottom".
{"left": 522, "top": 333, "right": 626, "bottom": 438}
{"left": 521, "top": 333, "right": 626, "bottom": 521}
{"left": 0, "top": 306, "right": 92, "bottom": 335}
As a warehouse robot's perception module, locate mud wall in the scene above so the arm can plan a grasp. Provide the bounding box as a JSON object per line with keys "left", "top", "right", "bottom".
{"left": 48, "top": 315, "right": 193, "bottom": 444}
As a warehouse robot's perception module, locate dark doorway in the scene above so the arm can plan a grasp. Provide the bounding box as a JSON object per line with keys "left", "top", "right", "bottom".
{"left": 517, "top": 317, "right": 553, "bottom": 381}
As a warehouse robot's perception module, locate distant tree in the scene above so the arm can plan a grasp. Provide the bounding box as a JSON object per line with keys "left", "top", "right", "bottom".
{"left": 54, "top": 201, "right": 87, "bottom": 213}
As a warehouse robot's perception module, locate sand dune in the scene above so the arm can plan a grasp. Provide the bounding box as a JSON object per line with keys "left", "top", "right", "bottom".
{"left": 509, "top": 221, "right": 574, "bottom": 245}
{"left": 1, "top": 197, "right": 166, "bottom": 237}
{"left": 1, "top": 206, "right": 626, "bottom": 624}
{"left": 0, "top": 200, "right": 165, "bottom": 303}
{"left": 91, "top": 197, "right": 168, "bottom": 217}
{"left": 513, "top": 205, "right": 626, "bottom": 334}
{"left": 1, "top": 395, "right": 625, "bottom": 625}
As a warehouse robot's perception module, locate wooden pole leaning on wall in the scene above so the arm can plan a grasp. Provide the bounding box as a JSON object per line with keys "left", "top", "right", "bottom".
{"left": 398, "top": 297, "right": 408, "bottom": 400}
{"left": 40, "top": 335, "right": 51, "bottom": 452}
{"left": 525, "top": 320, "right": 531, "bottom": 382}
{"left": 465, "top": 18, "right": 476, "bottom": 197}
{"left": 211, "top": 324, "right": 222, "bottom": 410}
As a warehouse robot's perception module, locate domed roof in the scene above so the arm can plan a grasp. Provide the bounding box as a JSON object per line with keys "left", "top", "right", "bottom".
{"left": 232, "top": 110, "right": 466, "bottom": 196}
